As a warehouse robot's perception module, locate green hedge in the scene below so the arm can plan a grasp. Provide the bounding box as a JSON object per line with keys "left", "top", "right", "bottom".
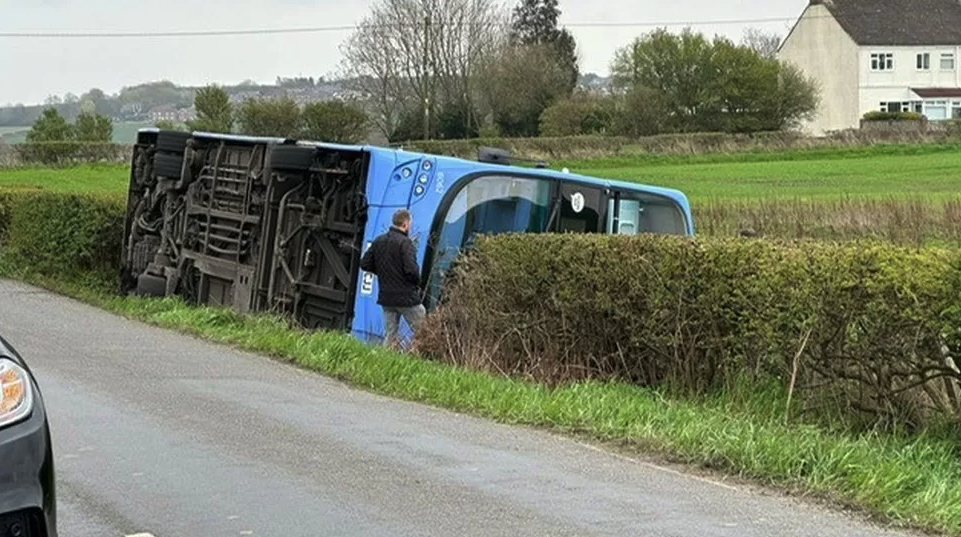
{"left": 0, "top": 142, "right": 132, "bottom": 167}
{"left": 0, "top": 190, "right": 125, "bottom": 288}
{"left": 417, "top": 234, "right": 961, "bottom": 432}
{"left": 862, "top": 111, "right": 924, "bottom": 121}
{"left": 400, "top": 129, "right": 960, "bottom": 160}
{"left": 5, "top": 189, "right": 961, "bottom": 433}
{"left": 2, "top": 129, "right": 960, "bottom": 169}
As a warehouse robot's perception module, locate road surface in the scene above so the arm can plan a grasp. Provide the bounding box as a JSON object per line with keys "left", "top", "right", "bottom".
{"left": 0, "top": 279, "right": 922, "bottom": 537}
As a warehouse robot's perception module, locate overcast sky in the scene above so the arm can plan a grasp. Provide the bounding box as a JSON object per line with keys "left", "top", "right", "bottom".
{"left": 0, "top": 0, "right": 808, "bottom": 105}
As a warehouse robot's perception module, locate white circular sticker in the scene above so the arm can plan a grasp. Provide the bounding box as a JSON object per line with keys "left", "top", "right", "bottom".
{"left": 570, "top": 192, "right": 585, "bottom": 213}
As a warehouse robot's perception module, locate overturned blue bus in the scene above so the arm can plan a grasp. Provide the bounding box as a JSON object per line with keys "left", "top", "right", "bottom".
{"left": 120, "top": 129, "right": 694, "bottom": 344}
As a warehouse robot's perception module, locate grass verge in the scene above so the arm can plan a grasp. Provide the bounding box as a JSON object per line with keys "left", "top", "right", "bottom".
{"left": 4, "top": 268, "right": 961, "bottom": 535}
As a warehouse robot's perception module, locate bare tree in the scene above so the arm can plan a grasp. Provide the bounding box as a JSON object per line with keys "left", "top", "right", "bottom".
{"left": 339, "top": 0, "right": 506, "bottom": 140}
{"left": 741, "top": 27, "right": 783, "bottom": 59}
{"left": 339, "top": 16, "right": 408, "bottom": 139}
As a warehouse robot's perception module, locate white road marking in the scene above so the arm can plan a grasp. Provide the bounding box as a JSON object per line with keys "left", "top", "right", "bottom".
{"left": 575, "top": 441, "right": 740, "bottom": 491}
{"left": 126, "top": 534, "right": 156, "bottom": 537}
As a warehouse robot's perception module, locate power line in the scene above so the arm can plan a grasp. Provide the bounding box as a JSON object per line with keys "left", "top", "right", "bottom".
{"left": 0, "top": 15, "right": 803, "bottom": 39}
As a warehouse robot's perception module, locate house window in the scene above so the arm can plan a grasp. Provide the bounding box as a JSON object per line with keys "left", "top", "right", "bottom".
{"left": 881, "top": 102, "right": 905, "bottom": 113}
{"left": 917, "top": 53, "right": 930, "bottom": 70}
{"left": 926, "top": 100, "right": 949, "bottom": 120}
{"left": 941, "top": 53, "right": 955, "bottom": 70}
{"left": 871, "top": 52, "right": 894, "bottom": 70}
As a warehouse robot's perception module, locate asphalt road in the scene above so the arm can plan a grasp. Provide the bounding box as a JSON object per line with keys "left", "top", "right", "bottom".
{"left": 0, "top": 279, "right": 923, "bottom": 537}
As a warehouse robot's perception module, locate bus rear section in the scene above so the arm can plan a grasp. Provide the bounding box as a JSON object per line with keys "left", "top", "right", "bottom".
{"left": 120, "top": 130, "right": 371, "bottom": 332}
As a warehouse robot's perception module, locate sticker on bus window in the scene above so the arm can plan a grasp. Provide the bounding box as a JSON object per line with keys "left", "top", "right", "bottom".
{"left": 571, "top": 192, "right": 585, "bottom": 213}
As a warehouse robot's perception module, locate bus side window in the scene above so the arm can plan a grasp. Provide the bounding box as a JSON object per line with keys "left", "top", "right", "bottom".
{"left": 607, "top": 193, "right": 686, "bottom": 235}
{"left": 607, "top": 198, "right": 640, "bottom": 235}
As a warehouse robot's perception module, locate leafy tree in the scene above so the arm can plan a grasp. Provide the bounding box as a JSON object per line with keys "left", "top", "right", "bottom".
{"left": 479, "top": 42, "right": 573, "bottom": 137}
{"left": 80, "top": 88, "right": 115, "bottom": 116}
{"left": 435, "top": 99, "right": 480, "bottom": 139}
{"left": 611, "top": 28, "right": 715, "bottom": 132}
{"left": 236, "top": 96, "right": 302, "bottom": 137}
{"left": 510, "top": 0, "right": 578, "bottom": 92}
{"left": 155, "top": 120, "right": 180, "bottom": 131}
{"left": 22, "top": 108, "right": 76, "bottom": 165}
{"left": 610, "top": 86, "right": 672, "bottom": 137}
{"left": 301, "top": 100, "right": 370, "bottom": 143}
{"left": 74, "top": 111, "right": 113, "bottom": 142}
{"left": 186, "top": 85, "right": 233, "bottom": 133}
{"left": 611, "top": 28, "right": 819, "bottom": 133}
{"left": 538, "top": 93, "right": 615, "bottom": 136}
{"left": 25, "top": 108, "right": 74, "bottom": 142}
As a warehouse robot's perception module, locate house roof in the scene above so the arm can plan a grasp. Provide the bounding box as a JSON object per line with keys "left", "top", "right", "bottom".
{"left": 813, "top": 0, "right": 961, "bottom": 46}
{"left": 912, "top": 87, "right": 961, "bottom": 98}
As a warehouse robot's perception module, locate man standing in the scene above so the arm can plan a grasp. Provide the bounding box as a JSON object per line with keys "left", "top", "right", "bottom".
{"left": 360, "top": 209, "right": 426, "bottom": 348}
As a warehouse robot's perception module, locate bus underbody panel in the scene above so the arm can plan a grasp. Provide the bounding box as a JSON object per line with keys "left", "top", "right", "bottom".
{"left": 119, "top": 131, "right": 370, "bottom": 332}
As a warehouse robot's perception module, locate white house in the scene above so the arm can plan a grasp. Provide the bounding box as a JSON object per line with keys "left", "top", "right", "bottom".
{"left": 778, "top": 0, "right": 961, "bottom": 134}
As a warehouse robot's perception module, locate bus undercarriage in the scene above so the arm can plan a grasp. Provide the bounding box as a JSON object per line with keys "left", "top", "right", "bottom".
{"left": 120, "top": 130, "right": 370, "bottom": 331}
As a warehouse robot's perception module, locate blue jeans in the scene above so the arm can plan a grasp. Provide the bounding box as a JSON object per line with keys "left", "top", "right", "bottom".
{"left": 383, "top": 304, "right": 426, "bottom": 348}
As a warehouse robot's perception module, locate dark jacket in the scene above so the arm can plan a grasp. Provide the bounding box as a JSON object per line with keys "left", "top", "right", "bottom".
{"left": 360, "top": 227, "right": 422, "bottom": 307}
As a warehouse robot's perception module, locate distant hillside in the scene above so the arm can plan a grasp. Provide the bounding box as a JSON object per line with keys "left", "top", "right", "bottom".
{"left": 0, "top": 74, "right": 612, "bottom": 129}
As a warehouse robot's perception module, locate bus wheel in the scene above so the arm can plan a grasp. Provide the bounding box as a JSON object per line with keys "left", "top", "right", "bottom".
{"left": 155, "top": 131, "right": 192, "bottom": 155}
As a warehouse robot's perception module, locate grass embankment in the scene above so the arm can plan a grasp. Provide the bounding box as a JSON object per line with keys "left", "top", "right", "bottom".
{"left": 6, "top": 268, "right": 961, "bottom": 535}
{"left": 1, "top": 178, "right": 961, "bottom": 533}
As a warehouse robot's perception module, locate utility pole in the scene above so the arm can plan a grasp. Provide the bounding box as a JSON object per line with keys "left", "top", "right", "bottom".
{"left": 423, "top": 13, "right": 431, "bottom": 141}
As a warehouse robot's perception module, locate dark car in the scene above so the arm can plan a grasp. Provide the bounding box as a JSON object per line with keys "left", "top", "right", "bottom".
{"left": 0, "top": 335, "right": 56, "bottom": 537}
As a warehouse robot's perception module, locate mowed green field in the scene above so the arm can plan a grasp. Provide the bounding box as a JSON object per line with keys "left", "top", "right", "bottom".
{"left": 568, "top": 143, "right": 961, "bottom": 201}
{"left": 0, "top": 164, "right": 128, "bottom": 194}
{"left": 2, "top": 143, "right": 959, "bottom": 200}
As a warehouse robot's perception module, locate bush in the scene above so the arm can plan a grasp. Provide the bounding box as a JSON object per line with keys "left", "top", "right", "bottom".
{"left": 401, "top": 129, "right": 960, "bottom": 161}
{"left": 538, "top": 94, "right": 615, "bottom": 137}
{"left": 0, "top": 190, "right": 125, "bottom": 288}
{"left": 12, "top": 141, "right": 131, "bottom": 166}
{"left": 301, "top": 100, "right": 370, "bottom": 144}
{"left": 863, "top": 110, "right": 923, "bottom": 121}
{"left": 417, "top": 233, "right": 961, "bottom": 432}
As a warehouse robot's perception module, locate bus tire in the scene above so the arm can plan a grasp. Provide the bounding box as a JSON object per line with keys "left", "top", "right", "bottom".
{"left": 135, "top": 273, "right": 167, "bottom": 297}
{"left": 155, "top": 131, "right": 192, "bottom": 155}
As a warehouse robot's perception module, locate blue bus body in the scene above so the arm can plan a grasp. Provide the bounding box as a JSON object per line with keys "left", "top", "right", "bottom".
{"left": 345, "top": 144, "right": 694, "bottom": 344}
{"left": 120, "top": 129, "right": 694, "bottom": 346}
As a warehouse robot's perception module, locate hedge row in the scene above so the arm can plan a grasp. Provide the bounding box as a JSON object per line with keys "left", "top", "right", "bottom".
{"left": 402, "top": 128, "right": 961, "bottom": 160}
{"left": 5, "top": 190, "right": 961, "bottom": 433}
{"left": 0, "top": 142, "right": 132, "bottom": 168}
{"left": 416, "top": 234, "right": 961, "bottom": 432}
{"left": 0, "top": 190, "right": 125, "bottom": 288}
{"left": 3, "top": 127, "right": 960, "bottom": 168}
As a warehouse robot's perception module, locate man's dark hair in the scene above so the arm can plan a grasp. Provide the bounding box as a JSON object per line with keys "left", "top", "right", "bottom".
{"left": 392, "top": 209, "right": 412, "bottom": 227}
